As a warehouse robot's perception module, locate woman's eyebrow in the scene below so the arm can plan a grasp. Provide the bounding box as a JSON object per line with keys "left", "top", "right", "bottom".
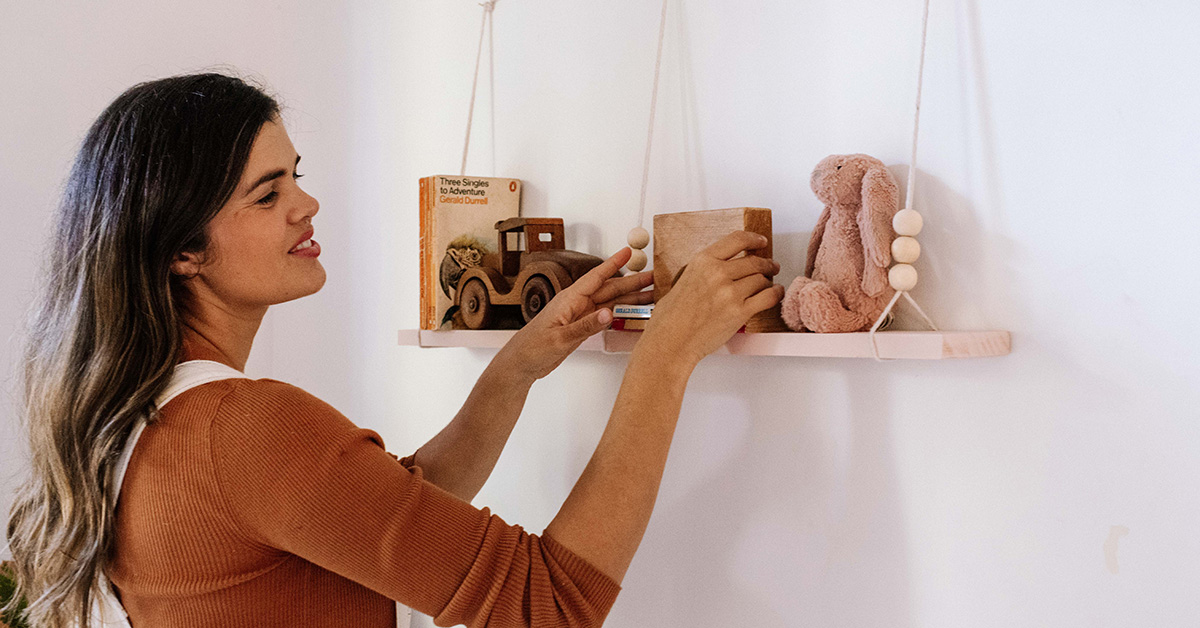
{"left": 242, "top": 154, "right": 302, "bottom": 196}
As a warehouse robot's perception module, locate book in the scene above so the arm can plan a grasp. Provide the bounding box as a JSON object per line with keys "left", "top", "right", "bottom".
{"left": 610, "top": 318, "right": 649, "bottom": 331}
{"left": 420, "top": 175, "right": 522, "bottom": 330}
{"left": 613, "top": 304, "right": 654, "bottom": 319}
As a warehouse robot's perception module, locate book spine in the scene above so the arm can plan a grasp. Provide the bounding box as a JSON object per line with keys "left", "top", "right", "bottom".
{"left": 427, "top": 177, "right": 438, "bottom": 330}
{"left": 613, "top": 304, "right": 655, "bottom": 319}
{"left": 424, "top": 175, "right": 439, "bottom": 329}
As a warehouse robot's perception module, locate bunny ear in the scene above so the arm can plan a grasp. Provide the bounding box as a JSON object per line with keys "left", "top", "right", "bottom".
{"left": 857, "top": 166, "right": 900, "bottom": 296}
{"left": 806, "top": 205, "right": 831, "bottom": 278}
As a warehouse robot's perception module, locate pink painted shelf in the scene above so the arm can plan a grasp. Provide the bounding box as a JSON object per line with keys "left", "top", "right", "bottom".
{"left": 397, "top": 329, "right": 1010, "bottom": 360}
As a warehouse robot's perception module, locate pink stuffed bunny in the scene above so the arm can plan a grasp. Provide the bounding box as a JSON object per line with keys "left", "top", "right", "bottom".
{"left": 782, "top": 154, "right": 900, "bottom": 332}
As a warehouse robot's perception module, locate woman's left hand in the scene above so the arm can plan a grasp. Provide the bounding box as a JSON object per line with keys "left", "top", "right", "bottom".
{"left": 496, "top": 247, "right": 654, "bottom": 383}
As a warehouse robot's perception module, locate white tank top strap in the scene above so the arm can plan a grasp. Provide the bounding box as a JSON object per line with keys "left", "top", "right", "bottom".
{"left": 97, "top": 360, "right": 247, "bottom": 628}
{"left": 154, "top": 359, "right": 248, "bottom": 407}
{"left": 108, "top": 360, "right": 248, "bottom": 506}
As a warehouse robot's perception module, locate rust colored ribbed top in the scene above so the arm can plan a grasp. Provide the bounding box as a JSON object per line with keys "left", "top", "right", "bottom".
{"left": 107, "top": 377, "right": 620, "bottom": 627}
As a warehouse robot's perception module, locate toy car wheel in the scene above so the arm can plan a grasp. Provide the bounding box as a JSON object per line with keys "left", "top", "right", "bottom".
{"left": 460, "top": 279, "right": 494, "bottom": 329}
{"left": 521, "top": 276, "right": 554, "bottom": 323}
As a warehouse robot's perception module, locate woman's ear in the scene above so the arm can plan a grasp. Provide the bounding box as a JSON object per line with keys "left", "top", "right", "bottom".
{"left": 170, "top": 250, "right": 206, "bottom": 280}
{"left": 856, "top": 166, "right": 900, "bottom": 296}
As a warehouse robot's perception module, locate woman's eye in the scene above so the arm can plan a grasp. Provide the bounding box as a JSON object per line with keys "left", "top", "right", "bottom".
{"left": 293, "top": 172, "right": 304, "bottom": 180}
{"left": 257, "top": 191, "right": 278, "bottom": 205}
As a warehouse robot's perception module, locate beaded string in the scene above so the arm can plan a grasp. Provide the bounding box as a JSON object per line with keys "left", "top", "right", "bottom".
{"left": 623, "top": 0, "right": 671, "bottom": 271}
{"left": 868, "top": 0, "right": 940, "bottom": 361}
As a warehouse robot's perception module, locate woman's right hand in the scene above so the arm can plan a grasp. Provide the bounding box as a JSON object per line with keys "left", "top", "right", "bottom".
{"left": 641, "top": 231, "right": 784, "bottom": 364}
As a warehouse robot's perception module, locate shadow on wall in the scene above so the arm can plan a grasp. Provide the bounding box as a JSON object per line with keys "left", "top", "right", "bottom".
{"left": 617, "top": 359, "right": 914, "bottom": 628}
{"left": 605, "top": 159, "right": 1012, "bottom": 628}
{"left": 891, "top": 166, "right": 1013, "bottom": 332}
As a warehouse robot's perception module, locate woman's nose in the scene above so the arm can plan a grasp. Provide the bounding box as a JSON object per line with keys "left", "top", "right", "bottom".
{"left": 293, "top": 187, "right": 319, "bottom": 222}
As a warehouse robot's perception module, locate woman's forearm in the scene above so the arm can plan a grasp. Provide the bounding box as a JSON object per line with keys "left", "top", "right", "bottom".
{"left": 410, "top": 353, "right": 535, "bottom": 502}
{"left": 543, "top": 337, "right": 697, "bottom": 583}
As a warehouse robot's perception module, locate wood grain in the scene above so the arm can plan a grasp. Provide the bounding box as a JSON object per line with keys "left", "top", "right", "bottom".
{"left": 652, "top": 208, "right": 787, "bottom": 332}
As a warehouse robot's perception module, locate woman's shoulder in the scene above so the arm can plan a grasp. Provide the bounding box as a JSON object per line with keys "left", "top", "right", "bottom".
{"left": 219, "top": 376, "right": 326, "bottom": 402}
{"left": 204, "top": 377, "right": 359, "bottom": 438}
{"left": 176, "top": 376, "right": 327, "bottom": 408}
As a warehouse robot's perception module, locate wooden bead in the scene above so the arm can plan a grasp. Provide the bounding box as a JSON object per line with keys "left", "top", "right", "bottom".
{"left": 626, "top": 248, "right": 648, "bottom": 272}
{"left": 888, "top": 264, "right": 918, "bottom": 291}
{"left": 891, "top": 236, "right": 921, "bottom": 264}
{"left": 893, "top": 209, "right": 924, "bottom": 236}
{"left": 627, "top": 227, "right": 650, "bottom": 250}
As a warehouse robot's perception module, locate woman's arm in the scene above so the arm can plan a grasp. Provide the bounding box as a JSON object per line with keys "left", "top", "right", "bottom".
{"left": 411, "top": 250, "right": 655, "bottom": 502}
{"left": 545, "top": 231, "right": 783, "bottom": 581}
{"left": 407, "top": 353, "right": 535, "bottom": 501}
{"left": 208, "top": 380, "right": 620, "bottom": 627}
{"left": 543, "top": 337, "right": 693, "bottom": 580}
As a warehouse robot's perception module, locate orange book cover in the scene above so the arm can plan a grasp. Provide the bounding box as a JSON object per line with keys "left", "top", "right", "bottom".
{"left": 419, "top": 175, "right": 521, "bottom": 329}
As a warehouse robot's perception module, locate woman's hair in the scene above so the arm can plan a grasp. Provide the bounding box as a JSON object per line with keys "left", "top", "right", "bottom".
{"left": 4, "top": 72, "right": 279, "bottom": 627}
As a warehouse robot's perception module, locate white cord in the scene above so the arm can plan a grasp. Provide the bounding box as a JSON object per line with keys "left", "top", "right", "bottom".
{"left": 904, "top": 0, "right": 932, "bottom": 212}
{"left": 488, "top": 3, "right": 496, "bottom": 176}
{"left": 869, "top": 291, "right": 904, "bottom": 361}
{"left": 636, "top": 0, "right": 670, "bottom": 228}
{"left": 461, "top": 1, "right": 498, "bottom": 176}
{"left": 869, "top": 0, "right": 937, "bottom": 362}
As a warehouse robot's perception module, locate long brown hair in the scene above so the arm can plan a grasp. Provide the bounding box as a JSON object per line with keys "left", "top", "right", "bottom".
{"left": 4, "top": 73, "right": 279, "bottom": 627}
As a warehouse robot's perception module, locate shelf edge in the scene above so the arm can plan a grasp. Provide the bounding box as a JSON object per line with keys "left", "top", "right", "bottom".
{"left": 400, "top": 330, "right": 1011, "bottom": 359}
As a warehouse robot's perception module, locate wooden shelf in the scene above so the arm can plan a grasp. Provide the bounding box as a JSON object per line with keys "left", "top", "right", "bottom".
{"left": 398, "top": 329, "right": 1010, "bottom": 359}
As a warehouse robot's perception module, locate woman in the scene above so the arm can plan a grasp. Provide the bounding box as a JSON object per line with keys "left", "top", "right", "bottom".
{"left": 4, "top": 73, "right": 783, "bottom": 627}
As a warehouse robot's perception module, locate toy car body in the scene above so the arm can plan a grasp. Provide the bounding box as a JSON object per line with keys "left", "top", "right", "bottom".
{"left": 454, "top": 217, "right": 604, "bottom": 329}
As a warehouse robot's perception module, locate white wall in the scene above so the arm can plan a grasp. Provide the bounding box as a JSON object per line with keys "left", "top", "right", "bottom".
{"left": 3, "top": 1, "right": 1198, "bottom": 626}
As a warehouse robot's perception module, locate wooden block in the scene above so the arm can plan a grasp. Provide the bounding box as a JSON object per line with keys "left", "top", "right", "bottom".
{"left": 653, "top": 208, "right": 788, "bottom": 333}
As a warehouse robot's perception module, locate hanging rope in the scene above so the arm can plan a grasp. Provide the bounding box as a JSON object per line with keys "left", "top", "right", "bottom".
{"left": 904, "top": 0, "right": 931, "bottom": 214}
{"left": 461, "top": 1, "right": 498, "bottom": 177}
{"left": 488, "top": 3, "right": 496, "bottom": 176}
{"left": 868, "top": 0, "right": 937, "bottom": 361}
{"left": 636, "top": 0, "right": 670, "bottom": 229}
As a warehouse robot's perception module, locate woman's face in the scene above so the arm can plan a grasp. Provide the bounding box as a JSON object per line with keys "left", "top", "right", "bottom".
{"left": 175, "top": 119, "right": 324, "bottom": 312}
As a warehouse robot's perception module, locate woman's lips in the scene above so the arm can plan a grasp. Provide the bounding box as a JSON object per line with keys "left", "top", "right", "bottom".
{"left": 290, "top": 228, "right": 315, "bottom": 251}
{"left": 289, "top": 239, "right": 321, "bottom": 258}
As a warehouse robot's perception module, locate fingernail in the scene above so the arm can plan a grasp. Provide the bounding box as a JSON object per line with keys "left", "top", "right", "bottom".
{"left": 598, "top": 309, "right": 613, "bottom": 324}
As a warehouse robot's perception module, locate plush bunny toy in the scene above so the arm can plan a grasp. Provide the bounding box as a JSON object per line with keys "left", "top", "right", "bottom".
{"left": 782, "top": 154, "right": 900, "bottom": 332}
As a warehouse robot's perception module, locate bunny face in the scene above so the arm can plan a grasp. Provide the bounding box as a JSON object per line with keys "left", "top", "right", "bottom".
{"left": 810, "top": 154, "right": 888, "bottom": 206}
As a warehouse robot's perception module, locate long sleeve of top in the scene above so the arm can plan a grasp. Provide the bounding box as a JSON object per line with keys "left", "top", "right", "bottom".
{"left": 109, "top": 378, "right": 621, "bottom": 628}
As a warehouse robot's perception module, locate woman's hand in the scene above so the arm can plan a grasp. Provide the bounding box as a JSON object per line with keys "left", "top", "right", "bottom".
{"left": 496, "top": 247, "right": 654, "bottom": 383}
{"left": 641, "top": 231, "right": 783, "bottom": 365}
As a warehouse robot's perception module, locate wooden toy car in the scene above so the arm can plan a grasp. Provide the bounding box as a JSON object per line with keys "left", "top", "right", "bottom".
{"left": 454, "top": 217, "right": 605, "bottom": 329}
